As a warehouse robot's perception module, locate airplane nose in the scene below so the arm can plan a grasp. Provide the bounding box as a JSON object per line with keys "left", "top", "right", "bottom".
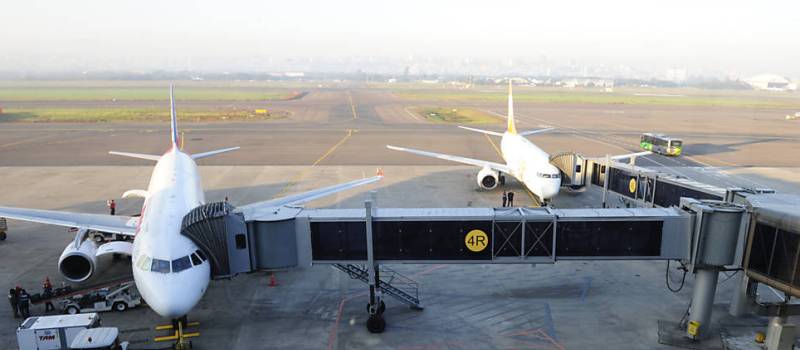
{"left": 136, "top": 268, "right": 208, "bottom": 319}
{"left": 541, "top": 180, "right": 561, "bottom": 200}
{"left": 151, "top": 292, "right": 197, "bottom": 318}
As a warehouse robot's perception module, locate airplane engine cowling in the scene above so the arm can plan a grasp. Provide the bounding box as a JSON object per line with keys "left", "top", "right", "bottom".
{"left": 58, "top": 239, "right": 98, "bottom": 283}
{"left": 477, "top": 167, "right": 499, "bottom": 190}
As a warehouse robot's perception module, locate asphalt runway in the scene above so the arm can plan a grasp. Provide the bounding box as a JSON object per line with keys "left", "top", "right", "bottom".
{"left": 1, "top": 87, "right": 799, "bottom": 349}
{"left": 1, "top": 88, "right": 799, "bottom": 169}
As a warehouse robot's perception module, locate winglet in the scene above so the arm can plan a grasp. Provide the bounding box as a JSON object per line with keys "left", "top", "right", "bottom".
{"left": 169, "top": 85, "right": 179, "bottom": 148}
{"left": 507, "top": 80, "right": 517, "bottom": 134}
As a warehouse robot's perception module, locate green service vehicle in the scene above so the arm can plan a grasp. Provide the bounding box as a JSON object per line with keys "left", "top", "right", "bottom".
{"left": 640, "top": 133, "right": 683, "bottom": 156}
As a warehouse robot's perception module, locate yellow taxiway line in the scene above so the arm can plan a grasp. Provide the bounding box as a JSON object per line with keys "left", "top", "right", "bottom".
{"left": 274, "top": 129, "right": 356, "bottom": 199}
{"left": 347, "top": 91, "right": 358, "bottom": 119}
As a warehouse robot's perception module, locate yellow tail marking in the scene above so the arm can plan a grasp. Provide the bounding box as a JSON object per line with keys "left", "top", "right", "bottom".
{"left": 507, "top": 80, "right": 516, "bottom": 134}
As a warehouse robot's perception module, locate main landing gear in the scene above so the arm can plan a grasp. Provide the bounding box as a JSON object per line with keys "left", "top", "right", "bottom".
{"left": 154, "top": 316, "right": 200, "bottom": 350}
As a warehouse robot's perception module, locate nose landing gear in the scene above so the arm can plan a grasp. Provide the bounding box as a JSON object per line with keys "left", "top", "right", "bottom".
{"left": 154, "top": 316, "right": 200, "bottom": 349}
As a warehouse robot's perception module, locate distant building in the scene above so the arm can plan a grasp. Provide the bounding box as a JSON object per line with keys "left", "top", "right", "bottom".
{"left": 743, "top": 74, "right": 795, "bottom": 91}
{"left": 562, "top": 78, "right": 614, "bottom": 88}
{"left": 665, "top": 68, "right": 688, "bottom": 83}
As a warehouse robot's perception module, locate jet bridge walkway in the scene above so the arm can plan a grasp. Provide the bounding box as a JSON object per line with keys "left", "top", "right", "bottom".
{"left": 180, "top": 200, "right": 692, "bottom": 333}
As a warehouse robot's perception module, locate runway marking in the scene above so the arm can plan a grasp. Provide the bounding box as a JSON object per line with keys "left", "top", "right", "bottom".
{"left": 0, "top": 134, "right": 59, "bottom": 149}
{"left": 326, "top": 264, "right": 446, "bottom": 350}
{"left": 684, "top": 153, "right": 740, "bottom": 167}
{"left": 347, "top": 91, "right": 358, "bottom": 120}
{"left": 484, "top": 134, "right": 503, "bottom": 158}
{"left": 312, "top": 129, "right": 354, "bottom": 167}
{"left": 402, "top": 106, "right": 422, "bottom": 121}
{"left": 274, "top": 129, "right": 356, "bottom": 199}
{"left": 483, "top": 134, "right": 539, "bottom": 205}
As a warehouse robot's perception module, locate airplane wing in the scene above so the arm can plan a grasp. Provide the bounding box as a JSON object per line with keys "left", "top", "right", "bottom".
{"left": 387, "top": 145, "right": 512, "bottom": 174}
{"left": 0, "top": 207, "right": 137, "bottom": 235}
{"left": 609, "top": 151, "right": 652, "bottom": 161}
{"left": 519, "top": 127, "right": 555, "bottom": 136}
{"left": 237, "top": 175, "right": 383, "bottom": 211}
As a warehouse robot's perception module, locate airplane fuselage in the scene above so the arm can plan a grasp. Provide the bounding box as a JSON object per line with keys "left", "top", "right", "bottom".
{"left": 131, "top": 148, "right": 210, "bottom": 318}
{"left": 500, "top": 132, "right": 561, "bottom": 200}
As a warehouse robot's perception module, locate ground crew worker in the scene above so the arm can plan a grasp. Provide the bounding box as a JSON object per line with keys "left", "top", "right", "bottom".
{"left": 42, "top": 277, "right": 55, "bottom": 312}
{"left": 17, "top": 289, "right": 30, "bottom": 318}
{"left": 507, "top": 191, "right": 515, "bottom": 207}
{"left": 107, "top": 199, "right": 116, "bottom": 215}
{"left": 502, "top": 191, "right": 507, "bottom": 207}
{"left": 8, "top": 288, "right": 18, "bottom": 318}
{"left": 0, "top": 216, "right": 7, "bottom": 241}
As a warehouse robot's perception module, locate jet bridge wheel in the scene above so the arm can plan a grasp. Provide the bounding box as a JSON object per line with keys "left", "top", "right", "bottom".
{"left": 366, "top": 314, "right": 386, "bottom": 333}
{"left": 366, "top": 301, "right": 386, "bottom": 314}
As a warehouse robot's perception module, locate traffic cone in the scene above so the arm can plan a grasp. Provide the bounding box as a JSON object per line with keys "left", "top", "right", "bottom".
{"left": 268, "top": 272, "right": 278, "bottom": 287}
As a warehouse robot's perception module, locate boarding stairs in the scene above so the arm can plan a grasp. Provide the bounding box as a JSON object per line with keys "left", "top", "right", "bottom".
{"left": 332, "top": 264, "right": 422, "bottom": 310}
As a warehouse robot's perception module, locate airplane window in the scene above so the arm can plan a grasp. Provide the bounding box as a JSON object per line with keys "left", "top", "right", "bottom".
{"left": 172, "top": 256, "right": 192, "bottom": 273}
{"left": 195, "top": 249, "right": 208, "bottom": 261}
{"left": 151, "top": 259, "right": 171, "bottom": 273}
{"left": 191, "top": 253, "right": 202, "bottom": 266}
{"left": 136, "top": 255, "right": 152, "bottom": 271}
{"left": 551, "top": 173, "right": 561, "bottom": 178}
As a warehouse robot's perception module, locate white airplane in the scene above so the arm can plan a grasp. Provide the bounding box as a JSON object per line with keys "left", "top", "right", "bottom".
{"left": 388, "top": 83, "right": 561, "bottom": 202}
{"left": 0, "top": 87, "right": 382, "bottom": 322}
{"left": 388, "top": 83, "right": 649, "bottom": 203}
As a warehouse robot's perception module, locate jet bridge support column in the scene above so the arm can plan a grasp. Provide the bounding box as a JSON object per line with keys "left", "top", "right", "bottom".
{"left": 364, "top": 200, "right": 386, "bottom": 333}
{"left": 681, "top": 199, "right": 746, "bottom": 340}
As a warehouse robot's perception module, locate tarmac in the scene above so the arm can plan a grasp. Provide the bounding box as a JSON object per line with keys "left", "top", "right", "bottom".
{"left": 0, "top": 87, "right": 799, "bottom": 349}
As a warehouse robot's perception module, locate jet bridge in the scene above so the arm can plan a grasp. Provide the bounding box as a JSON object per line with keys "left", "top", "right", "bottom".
{"left": 179, "top": 200, "right": 693, "bottom": 333}
{"left": 179, "top": 190, "right": 798, "bottom": 345}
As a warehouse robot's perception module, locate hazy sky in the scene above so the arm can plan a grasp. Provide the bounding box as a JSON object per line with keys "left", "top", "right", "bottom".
{"left": 1, "top": 0, "right": 799, "bottom": 76}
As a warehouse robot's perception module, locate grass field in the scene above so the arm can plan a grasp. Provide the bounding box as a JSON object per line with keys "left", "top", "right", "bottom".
{"left": 415, "top": 107, "right": 502, "bottom": 124}
{"left": 392, "top": 86, "right": 800, "bottom": 109}
{"left": 0, "top": 107, "right": 289, "bottom": 122}
{"left": 0, "top": 81, "right": 311, "bottom": 101}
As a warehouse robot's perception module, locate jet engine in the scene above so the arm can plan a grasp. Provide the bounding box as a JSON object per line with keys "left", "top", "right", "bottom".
{"left": 58, "top": 239, "right": 98, "bottom": 282}
{"left": 477, "top": 167, "right": 499, "bottom": 190}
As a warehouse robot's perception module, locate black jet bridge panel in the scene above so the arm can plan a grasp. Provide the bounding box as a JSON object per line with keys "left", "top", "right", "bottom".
{"left": 302, "top": 207, "right": 689, "bottom": 264}
{"left": 595, "top": 162, "right": 725, "bottom": 208}
{"left": 555, "top": 220, "right": 662, "bottom": 257}
{"left": 744, "top": 195, "right": 800, "bottom": 298}
{"left": 309, "top": 208, "right": 496, "bottom": 262}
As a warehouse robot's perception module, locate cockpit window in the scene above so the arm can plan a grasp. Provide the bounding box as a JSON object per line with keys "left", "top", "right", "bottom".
{"left": 195, "top": 249, "right": 208, "bottom": 261}
{"left": 172, "top": 256, "right": 192, "bottom": 273}
{"left": 151, "top": 259, "right": 171, "bottom": 273}
{"left": 191, "top": 253, "right": 202, "bottom": 266}
{"left": 136, "top": 255, "right": 152, "bottom": 271}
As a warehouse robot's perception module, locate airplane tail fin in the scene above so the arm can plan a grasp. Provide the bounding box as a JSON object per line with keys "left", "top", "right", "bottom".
{"left": 169, "top": 85, "right": 179, "bottom": 149}
{"left": 507, "top": 80, "right": 517, "bottom": 134}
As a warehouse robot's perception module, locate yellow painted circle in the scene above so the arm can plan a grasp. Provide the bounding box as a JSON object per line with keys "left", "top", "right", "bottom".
{"left": 465, "top": 229, "right": 489, "bottom": 252}
{"left": 629, "top": 178, "right": 637, "bottom": 193}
